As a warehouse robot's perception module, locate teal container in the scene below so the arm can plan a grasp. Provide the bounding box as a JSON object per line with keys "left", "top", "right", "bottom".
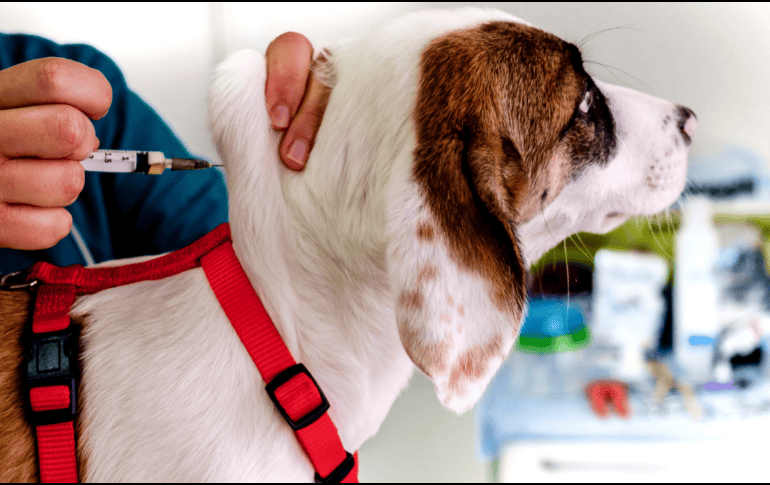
{"left": 515, "top": 299, "right": 591, "bottom": 353}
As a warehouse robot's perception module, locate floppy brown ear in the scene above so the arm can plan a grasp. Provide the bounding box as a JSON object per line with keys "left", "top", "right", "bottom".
{"left": 385, "top": 121, "right": 529, "bottom": 413}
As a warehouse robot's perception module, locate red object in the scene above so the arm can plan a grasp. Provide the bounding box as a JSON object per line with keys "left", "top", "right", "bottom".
{"left": 26, "top": 223, "right": 357, "bottom": 482}
{"left": 585, "top": 380, "right": 632, "bottom": 419}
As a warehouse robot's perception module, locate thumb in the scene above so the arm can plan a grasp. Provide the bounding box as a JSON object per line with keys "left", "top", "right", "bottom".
{"left": 280, "top": 68, "right": 331, "bottom": 170}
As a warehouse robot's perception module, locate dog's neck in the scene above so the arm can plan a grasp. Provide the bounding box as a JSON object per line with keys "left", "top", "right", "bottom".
{"left": 223, "top": 54, "right": 420, "bottom": 450}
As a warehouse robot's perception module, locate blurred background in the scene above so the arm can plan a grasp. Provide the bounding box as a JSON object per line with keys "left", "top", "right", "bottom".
{"left": 2, "top": 2, "right": 769, "bottom": 481}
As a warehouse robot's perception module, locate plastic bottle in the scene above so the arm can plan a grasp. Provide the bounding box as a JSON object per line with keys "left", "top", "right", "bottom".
{"left": 674, "top": 197, "right": 721, "bottom": 383}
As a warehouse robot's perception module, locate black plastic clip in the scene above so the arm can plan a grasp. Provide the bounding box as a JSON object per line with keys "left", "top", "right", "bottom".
{"left": 25, "top": 327, "right": 79, "bottom": 425}
{"left": 315, "top": 452, "right": 355, "bottom": 483}
{"left": 265, "top": 363, "right": 330, "bottom": 431}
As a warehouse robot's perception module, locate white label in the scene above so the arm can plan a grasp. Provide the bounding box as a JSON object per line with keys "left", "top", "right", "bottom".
{"left": 80, "top": 150, "right": 138, "bottom": 173}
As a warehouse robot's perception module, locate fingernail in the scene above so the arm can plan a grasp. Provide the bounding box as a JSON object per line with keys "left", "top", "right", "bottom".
{"left": 273, "top": 105, "right": 290, "bottom": 129}
{"left": 287, "top": 139, "right": 307, "bottom": 167}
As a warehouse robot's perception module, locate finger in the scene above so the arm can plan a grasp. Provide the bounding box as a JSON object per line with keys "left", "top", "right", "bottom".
{"left": 0, "top": 159, "right": 85, "bottom": 207}
{"left": 280, "top": 71, "right": 331, "bottom": 170}
{"left": 0, "top": 104, "right": 98, "bottom": 160}
{"left": 0, "top": 204, "right": 72, "bottom": 250}
{"left": 0, "top": 57, "right": 112, "bottom": 120}
{"left": 265, "top": 32, "right": 314, "bottom": 129}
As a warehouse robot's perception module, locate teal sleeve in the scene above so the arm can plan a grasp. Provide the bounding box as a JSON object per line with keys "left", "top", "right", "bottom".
{"left": 0, "top": 33, "right": 228, "bottom": 273}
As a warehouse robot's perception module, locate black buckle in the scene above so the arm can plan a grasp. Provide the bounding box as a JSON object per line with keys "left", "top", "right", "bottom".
{"left": 315, "top": 451, "right": 355, "bottom": 483}
{"left": 25, "top": 327, "right": 79, "bottom": 425}
{"left": 265, "top": 363, "right": 330, "bottom": 431}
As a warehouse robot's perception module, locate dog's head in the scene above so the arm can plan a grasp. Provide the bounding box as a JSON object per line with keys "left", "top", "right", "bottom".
{"left": 378, "top": 9, "right": 695, "bottom": 412}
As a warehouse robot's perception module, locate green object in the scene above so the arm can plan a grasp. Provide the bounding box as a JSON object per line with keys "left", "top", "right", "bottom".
{"left": 516, "top": 325, "right": 591, "bottom": 353}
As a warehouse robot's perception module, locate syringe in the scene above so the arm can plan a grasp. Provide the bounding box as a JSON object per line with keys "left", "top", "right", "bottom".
{"left": 80, "top": 150, "right": 222, "bottom": 174}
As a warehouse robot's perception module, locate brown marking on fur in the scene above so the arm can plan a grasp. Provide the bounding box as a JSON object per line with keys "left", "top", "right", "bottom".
{"left": 457, "top": 305, "right": 465, "bottom": 316}
{"left": 417, "top": 264, "right": 437, "bottom": 284}
{"left": 399, "top": 290, "right": 424, "bottom": 311}
{"left": 72, "top": 314, "right": 90, "bottom": 482}
{"left": 446, "top": 334, "right": 505, "bottom": 399}
{"left": 439, "top": 312, "right": 451, "bottom": 323}
{"left": 413, "top": 21, "right": 615, "bottom": 317}
{"left": 447, "top": 294, "right": 454, "bottom": 307}
{"left": 397, "top": 320, "right": 453, "bottom": 377}
{"left": 0, "top": 290, "right": 90, "bottom": 482}
{"left": 0, "top": 289, "right": 37, "bottom": 482}
{"left": 416, "top": 222, "right": 434, "bottom": 241}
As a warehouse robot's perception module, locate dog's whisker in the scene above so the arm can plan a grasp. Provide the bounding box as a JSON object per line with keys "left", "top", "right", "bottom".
{"left": 563, "top": 239, "right": 570, "bottom": 310}
{"left": 584, "top": 60, "right": 652, "bottom": 90}
{"left": 571, "top": 233, "right": 594, "bottom": 263}
{"left": 577, "top": 25, "right": 641, "bottom": 48}
{"left": 589, "top": 61, "right": 628, "bottom": 87}
{"left": 647, "top": 214, "right": 674, "bottom": 260}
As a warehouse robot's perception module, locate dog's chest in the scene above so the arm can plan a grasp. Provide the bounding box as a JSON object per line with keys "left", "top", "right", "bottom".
{"left": 70, "top": 266, "right": 412, "bottom": 481}
{"left": 71, "top": 269, "right": 283, "bottom": 480}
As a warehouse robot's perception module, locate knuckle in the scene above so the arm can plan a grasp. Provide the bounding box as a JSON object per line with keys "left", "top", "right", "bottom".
{"left": 277, "top": 70, "right": 308, "bottom": 89}
{"left": 301, "top": 103, "right": 326, "bottom": 127}
{"left": 37, "top": 57, "right": 69, "bottom": 97}
{"left": 56, "top": 106, "right": 88, "bottom": 151}
{"left": 46, "top": 210, "right": 72, "bottom": 247}
{"left": 0, "top": 202, "right": 11, "bottom": 224}
{"left": 62, "top": 162, "right": 85, "bottom": 204}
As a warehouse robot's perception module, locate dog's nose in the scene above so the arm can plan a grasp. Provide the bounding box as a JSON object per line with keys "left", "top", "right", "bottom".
{"left": 677, "top": 105, "right": 697, "bottom": 145}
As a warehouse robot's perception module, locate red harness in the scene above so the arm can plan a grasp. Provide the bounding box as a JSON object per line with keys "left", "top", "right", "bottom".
{"left": 22, "top": 223, "right": 358, "bottom": 483}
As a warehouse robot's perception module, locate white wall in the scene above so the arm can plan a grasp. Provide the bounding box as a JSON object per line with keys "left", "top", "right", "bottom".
{"left": 0, "top": 2, "right": 219, "bottom": 161}
{"left": 2, "top": 3, "right": 767, "bottom": 165}
{"left": 2, "top": 2, "right": 768, "bottom": 482}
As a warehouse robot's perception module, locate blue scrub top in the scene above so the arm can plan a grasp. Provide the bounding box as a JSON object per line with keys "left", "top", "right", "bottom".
{"left": 0, "top": 33, "right": 228, "bottom": 273}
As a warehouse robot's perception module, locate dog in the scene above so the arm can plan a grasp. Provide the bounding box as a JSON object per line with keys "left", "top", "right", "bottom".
{"left": 0, "top": 7, "right": 696, "bottom": 481}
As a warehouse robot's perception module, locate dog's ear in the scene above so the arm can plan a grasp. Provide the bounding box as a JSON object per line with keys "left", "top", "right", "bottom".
{"left": 386, "top": 121, "right": 529, "bottom": 413}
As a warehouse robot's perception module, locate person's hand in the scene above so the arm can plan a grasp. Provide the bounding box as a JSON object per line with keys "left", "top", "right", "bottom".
{"left": 265, "top": 32, "right": 331, "bottom": 170}
{"left": 0, "top": 57, "right": 112, "bottom": 250}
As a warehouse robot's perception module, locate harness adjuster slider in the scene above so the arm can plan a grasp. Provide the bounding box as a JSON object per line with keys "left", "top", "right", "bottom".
{"left": 315, "top": 451, "right": 355, "bottom": 483}
{"left": 265, "top": 363, "right": 330, "bottom": 431}
{"left": 25, "top": 327, "right": 79, "bottom": 426}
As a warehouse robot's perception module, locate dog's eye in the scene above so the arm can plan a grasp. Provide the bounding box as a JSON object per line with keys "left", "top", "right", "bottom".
{"left": 579, "top": 91, "right": 593, "bottom": 114}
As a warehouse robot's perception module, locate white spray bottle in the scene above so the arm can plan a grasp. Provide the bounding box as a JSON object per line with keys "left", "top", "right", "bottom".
{"left": 674, "top": 196, "right": 721, "bottom": 383}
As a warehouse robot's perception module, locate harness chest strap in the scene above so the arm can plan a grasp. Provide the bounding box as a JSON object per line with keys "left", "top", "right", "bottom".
{"left": 24, "top": 222, "right": 358, "bottom": 483}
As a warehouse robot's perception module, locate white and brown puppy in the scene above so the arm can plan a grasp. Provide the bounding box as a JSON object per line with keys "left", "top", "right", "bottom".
{"left": 0, "top": 7, "right": 696, "bottom": 482}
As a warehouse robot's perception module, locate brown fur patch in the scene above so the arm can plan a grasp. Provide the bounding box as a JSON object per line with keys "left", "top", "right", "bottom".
{"left": 446, "top": 294, "right": 454, "bottom": 307}
{"left": 0, "top": 289, "right": 37, "bottom": 482}
{"left": 416, "top": 222, "right": 434, "bottom": 241}
{"left": 457, "top": 305, "right": 465, "bottom": 316}
{"left": 398, "top": 320, "right": 453, "bottom": 377}
{"left": 399, "top": 290, "right": 424, "bottom": 311}
{"left": 0, "top": 289, "right": 90, "bottom": 481}
{"left": 417, "top": 264, "right": 437, "bottom": 284}
{"left": 412, "top": 21, "right": 614, "bottom": 317}
{"left": 446, "top": 334, "right": 504, "bottom": 399}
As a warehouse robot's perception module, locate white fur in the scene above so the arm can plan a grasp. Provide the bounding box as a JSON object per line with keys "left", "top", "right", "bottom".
{"left": 67, "top": 8, "right": 692, "bottom": 481}
{"left": 518, "top": 80, "right": 692, "bottom": 266}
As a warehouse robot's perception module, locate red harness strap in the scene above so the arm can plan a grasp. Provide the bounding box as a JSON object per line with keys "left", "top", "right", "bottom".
{"left": 24, "top": 223, "right": 358, "bottom": 482}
